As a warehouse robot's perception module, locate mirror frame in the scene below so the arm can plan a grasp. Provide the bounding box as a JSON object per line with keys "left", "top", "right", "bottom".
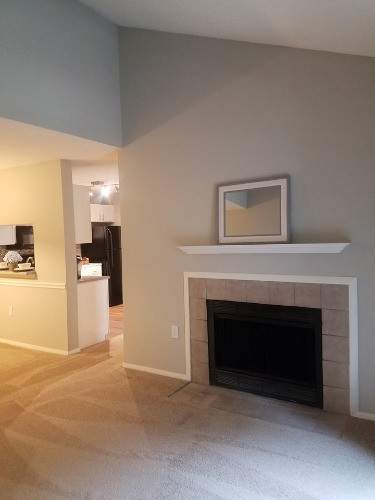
{"left": 218, "top": 177, "right": 289, "bottom": 244}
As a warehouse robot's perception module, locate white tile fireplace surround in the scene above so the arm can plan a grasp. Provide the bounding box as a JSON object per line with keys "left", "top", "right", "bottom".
{"left": 184, "top": 273, "right": 359, "bottom": 417}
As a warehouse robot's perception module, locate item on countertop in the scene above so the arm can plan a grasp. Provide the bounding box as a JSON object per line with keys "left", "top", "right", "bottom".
{"left": 77, "top": 257, "right": 89, "bottom": 278}
{"left": 3, "top": 250, "right": 22, "bottom": 271}
{"left": 26, "top": 256, "right": 35, "bottom": 267}
{"left": 14, "top": 266, "right": 35, "bottom": 272}
{"left": 80, "top": 262, "right": 103, "bottom": 278}
{"left": 17, "top": 262, "right": 32, "bottom": 270}
{"left": 77, "top": 255, "right": 83, "bottom": 279}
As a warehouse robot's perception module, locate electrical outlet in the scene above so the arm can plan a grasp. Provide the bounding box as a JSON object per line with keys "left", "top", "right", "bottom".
{"left": 171, "top": 325, "right": 179, "bottom": 339}
{"left": 8, "top": 305, "right": 14, "bottom": 316}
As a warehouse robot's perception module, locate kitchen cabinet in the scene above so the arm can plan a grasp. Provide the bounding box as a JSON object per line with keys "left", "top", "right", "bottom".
{"left": 73, "top": 185, "right": 92, "bottom": 244}
{"left": 77, "top": 277, "right": 109, "bottom": 348}
{"left": 89, "top": 204, "right": 101, "bottom": 222}
{"left": 90, "top": 203, "right": 115, "bottom": 223}
{"left": 0, "top": 225, "right": 16, "bottom": 245}
{"left": 113, "top": 203, "right": 121, "bottom": 226}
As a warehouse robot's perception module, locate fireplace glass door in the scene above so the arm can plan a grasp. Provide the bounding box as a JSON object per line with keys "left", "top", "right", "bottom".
{"left": 207, "top": 300, "right": 323, "bottom": 407}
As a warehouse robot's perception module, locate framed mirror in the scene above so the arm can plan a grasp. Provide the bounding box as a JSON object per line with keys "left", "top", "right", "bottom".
{"left": 219, "top": 178, "right": 289, "bottom": 244}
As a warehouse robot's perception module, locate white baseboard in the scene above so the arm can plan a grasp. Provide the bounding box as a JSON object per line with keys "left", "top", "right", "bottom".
{"left": 354, "top": 411, "right": 375, "bottom": 422}
{"left": 0, "top": 337, "right": 80, "bottom": 356}
{"left": 67, "top": 347, "right": 81, "bottom": 355}
{"left": 122, "top": 362, "right": 189, "bottom": 381}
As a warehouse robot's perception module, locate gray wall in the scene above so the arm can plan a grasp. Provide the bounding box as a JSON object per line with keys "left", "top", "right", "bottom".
{"left": 0, "top": 0, "right": 122, "bottom": 146}
{"left": 119, "top": 28, "right": 375, "bottom": 413}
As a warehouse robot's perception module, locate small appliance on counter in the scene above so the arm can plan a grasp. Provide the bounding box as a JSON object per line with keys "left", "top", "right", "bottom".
{"left": 80, "top": 262, "right": 103, "bottom": 278}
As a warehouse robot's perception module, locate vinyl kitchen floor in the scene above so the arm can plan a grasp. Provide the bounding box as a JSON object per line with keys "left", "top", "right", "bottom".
{"left": 108, "top": 304, "right": 123, "bottom": 338}
{"left": 0, "top": 336, "right": 374, "bottom": 499}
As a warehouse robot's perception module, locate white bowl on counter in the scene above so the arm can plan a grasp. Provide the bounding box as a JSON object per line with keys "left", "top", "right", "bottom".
{"left": 16, "top": 262, "right": 32, "bottom": 270}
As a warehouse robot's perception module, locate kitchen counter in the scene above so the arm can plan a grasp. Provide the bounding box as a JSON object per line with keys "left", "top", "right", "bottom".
{"left": 78, "top": 276, "right": 109, "bottom": 283}
{"left": 0, "top": 270, "right": 37, "bottom": 280}
{"left": 77, "top": 275, "right": 109, "bottom": 349}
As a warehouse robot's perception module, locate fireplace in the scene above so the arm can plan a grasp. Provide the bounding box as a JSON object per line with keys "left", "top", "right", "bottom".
{"left": 207, "top": 300, "right": 323, "bottom": 407}
{"left": 188, "top": 277, "right": 351, "bottom": 414}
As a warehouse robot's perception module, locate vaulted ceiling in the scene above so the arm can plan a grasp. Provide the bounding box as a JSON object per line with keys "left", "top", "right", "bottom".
{"left": 81, "top": 0, "right": 375, "bottom": 57}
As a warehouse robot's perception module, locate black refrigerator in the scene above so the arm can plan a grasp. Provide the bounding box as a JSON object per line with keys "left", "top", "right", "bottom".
{"left": 81, "top": 225, "right": 123, "bottom": 307}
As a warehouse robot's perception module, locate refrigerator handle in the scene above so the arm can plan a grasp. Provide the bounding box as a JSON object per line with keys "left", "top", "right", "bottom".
{"left": 110, "top": 230, "right": 114, "bottom": 269}
{"left": 104, "top": 227, "right": 108, "bottom": 250}
{"left": 107, "top": 228, "right": 114, "bottom": 269}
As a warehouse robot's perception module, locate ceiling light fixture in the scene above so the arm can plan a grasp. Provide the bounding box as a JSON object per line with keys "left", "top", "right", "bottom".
{"left": 101, "top": 185, "right": 111, "bottom": 198}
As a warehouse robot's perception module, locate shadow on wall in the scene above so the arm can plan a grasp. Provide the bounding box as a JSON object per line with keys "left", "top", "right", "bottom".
{"left": 120, "top": 28, "right": 284, "bottom": 145}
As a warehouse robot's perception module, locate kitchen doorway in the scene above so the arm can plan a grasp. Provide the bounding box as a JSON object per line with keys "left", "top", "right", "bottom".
{"left": 72, "top": 153, "right": 124, "bottom": 348}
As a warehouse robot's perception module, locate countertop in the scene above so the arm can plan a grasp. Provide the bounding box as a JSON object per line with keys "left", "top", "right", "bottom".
{"left": 0, "top": 270, "right": 37, "bottom": 280}
{"left": 78, "top": 276, "right": 110, "bottom": 283}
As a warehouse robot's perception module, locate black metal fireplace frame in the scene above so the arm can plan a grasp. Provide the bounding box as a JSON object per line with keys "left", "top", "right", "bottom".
{"left": 207, "top": 299, "right": 323, "bottom": 408}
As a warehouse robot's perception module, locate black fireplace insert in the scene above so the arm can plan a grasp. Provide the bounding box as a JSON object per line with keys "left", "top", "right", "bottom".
{"left": 207, "top": 300, "right": 323, "bottom": 407}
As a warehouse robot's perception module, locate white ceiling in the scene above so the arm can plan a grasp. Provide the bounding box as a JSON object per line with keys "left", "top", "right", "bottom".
{"left": 81, "top": 0, "right": 375, "bottom": 57}
{"left": 0, "top": 117, "right": 117, "bottom": 170}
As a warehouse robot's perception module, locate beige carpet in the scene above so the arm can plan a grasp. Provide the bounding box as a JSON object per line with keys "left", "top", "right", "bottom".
{"left": 0, "top": 337, "right": 374, "bottom": 500}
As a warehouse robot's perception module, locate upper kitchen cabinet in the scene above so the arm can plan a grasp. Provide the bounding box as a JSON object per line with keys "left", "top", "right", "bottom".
{"left": 73, "top": 185, "right": 92, "bottom": 244}
{"left": 90, "top": 203, "right": 115, "bottom": 223}
{"left": 0, "top": 225, "right": 16, "bottom": 245}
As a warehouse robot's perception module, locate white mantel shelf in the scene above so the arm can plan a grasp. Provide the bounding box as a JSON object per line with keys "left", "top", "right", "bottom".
{"left": 178, "top": 243, "right": 350, "bottom": 255}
